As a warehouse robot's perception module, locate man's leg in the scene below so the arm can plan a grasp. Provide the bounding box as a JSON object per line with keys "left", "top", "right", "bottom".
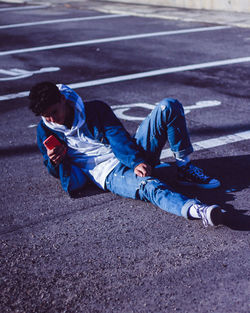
{"left": 134, "top": 98, "right": 193, "bottom": 165}
{"left": 105, "top": 163, "right": 222, "bottom": 227}
{"left": 105, "top": 163, "right": 196, "bottom": 218}
{"left": 135, "top": 98, "right": 220, "bottom": 189}
{"left": 105, "top": 98, "right": 222, "bottom": 226}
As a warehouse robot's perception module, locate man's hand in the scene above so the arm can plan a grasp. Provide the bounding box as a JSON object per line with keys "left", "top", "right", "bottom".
{"left": 134, "top": 163, "right": 152, "bottom": 177}
{"left": 47, "top": 145, "right": 66, "bottom": 166}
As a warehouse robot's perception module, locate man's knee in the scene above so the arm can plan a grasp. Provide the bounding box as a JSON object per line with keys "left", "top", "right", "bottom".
{"left": 157, "top": 98, "right": 185, "bottom": 118}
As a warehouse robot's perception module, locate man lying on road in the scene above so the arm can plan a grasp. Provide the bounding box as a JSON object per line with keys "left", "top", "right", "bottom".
{"left": 28, "top": 81, "right": 223, "bottom": 227}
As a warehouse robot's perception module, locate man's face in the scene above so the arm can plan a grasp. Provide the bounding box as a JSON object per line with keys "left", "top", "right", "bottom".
{"left": 42, "top": 95, "right": 67, "bottom": 125}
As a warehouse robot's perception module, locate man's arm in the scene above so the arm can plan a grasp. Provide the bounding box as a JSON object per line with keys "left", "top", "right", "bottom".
{"left": 92, "top": 101, "right": 150, "bottom": 171}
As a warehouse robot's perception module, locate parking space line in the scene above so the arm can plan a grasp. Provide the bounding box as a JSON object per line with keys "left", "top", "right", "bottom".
{"left": 0, "top": 14, "right": 129, "bottom": 30}
{"left": 1, "top": 56, "right": 250, "bottom": 101}
{"left": 68, "top": 56, "right": 250, "bottom": 88}
{"left": 0, "top": 91, "right": 29, "bottom": 101}
{"left": 160, "top": 130, "right": 250, "bottom": 159}
{"left": 0, "top": 25, "right": 230, "bottom": 56}
{"left": 0, "top": 4, "right": 50, "bottom": 12}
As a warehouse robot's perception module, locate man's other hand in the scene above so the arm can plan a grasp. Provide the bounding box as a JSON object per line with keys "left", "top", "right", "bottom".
{"left": 134, "top": 163, "right": 152, "bottom": 177}
{"left": 47, "top": 145, "right": 66, "bottom": 166}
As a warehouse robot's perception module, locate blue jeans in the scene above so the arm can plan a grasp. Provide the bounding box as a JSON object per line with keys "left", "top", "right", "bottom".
{"left": 105, "top": 98, "right": 198, "bottom": 218}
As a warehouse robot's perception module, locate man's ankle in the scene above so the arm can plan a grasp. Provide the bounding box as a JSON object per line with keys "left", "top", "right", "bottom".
{"left": 175, "top": 155, "right": 190, "bottom": 167}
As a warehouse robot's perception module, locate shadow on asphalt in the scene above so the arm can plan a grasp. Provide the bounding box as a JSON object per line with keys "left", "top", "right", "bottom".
{"left": 172, "top": 155, "right": 250, "bottom": 231}
{"left": 0, "top": 144, "right": 39, "bottom": 156}
{"left": 66, "top": 155, "right": 250, "bottom": 231}
{"left": 69, "top": 183, "right": 107, "bottom": 199}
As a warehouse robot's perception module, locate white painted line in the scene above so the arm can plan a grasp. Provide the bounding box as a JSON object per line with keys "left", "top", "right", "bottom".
{"left": 110, "top": 100, "right": 222, "bottom": 121}
{"left": 0, "top": 57, "right": 250, "bottom": 101}
{"left": 68, "top": 56, "right": 250, "bottom": 88}
{"left": 0, "top": 25, "right": 230, "bottom": 56}
{"left": 0, "top": 4, "right": 50, "bottom": 12}
{"left": 160, "top": 130, "right": 250, "bottom": 159}
{"left": 0, "top": 67, "right": 60, "bottom": 81}
{"left": 0, "top": 14, "right": 129, "bottom": 30}
{"left": 0, "top": 91, "right": 29, "bottom": 101}
{"left": 1, "top": 56, "right": 250, "bottom": 101}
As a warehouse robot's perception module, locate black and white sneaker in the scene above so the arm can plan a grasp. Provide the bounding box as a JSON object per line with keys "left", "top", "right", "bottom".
{"left": 190, "top": 203, "right": 223, "bottom": 227}
{"left": 177, "top": 163, "right": 220, "bottom": 189}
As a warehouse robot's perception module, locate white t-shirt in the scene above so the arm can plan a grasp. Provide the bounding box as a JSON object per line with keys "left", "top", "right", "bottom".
{"left": 65, "top": 128, "right": 119, "bottom": 189}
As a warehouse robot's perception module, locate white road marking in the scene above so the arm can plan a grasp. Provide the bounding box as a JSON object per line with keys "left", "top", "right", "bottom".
{"left": 68, "top": 56, "right": 250, "bottom": 89}
{"left": 0, "top": 25, "right": 230, "bottom": 56}
{"left": 0, "top": 14, "right": 129, "bottom": 30}
{"left": 0, "top": 67, "right": 60, "bottom": 81}
{"left": 111, "top": 100, "right": 221, "bottom": 121}
{"left": 0, "top": 91, "right": 29, "bottom": 101}
{"left": 1, "top": 56, "right": 250, "bottom": 101}
{"left": 183, "top": 100, "right": 221, "bottom": 114}
{"left": 0, "top": 4, "right": 50, "bottom": 12}
{"left": 111, "top": 103, "right": 155, "bottom": 121}
{"left": 160, "top": 130, "right": 250, "bottom": 159}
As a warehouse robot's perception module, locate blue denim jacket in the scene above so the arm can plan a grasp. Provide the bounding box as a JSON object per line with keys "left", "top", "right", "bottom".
{"left": 37, "top": 100, "right": 147, "bottom": 192}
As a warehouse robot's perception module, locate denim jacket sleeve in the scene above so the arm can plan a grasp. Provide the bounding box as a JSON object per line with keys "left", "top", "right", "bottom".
{"left": 91, "top": 101, "right": 147, "bottom": 169}
{"left": 37, "top": 121, "right": 88, "bottom": 194}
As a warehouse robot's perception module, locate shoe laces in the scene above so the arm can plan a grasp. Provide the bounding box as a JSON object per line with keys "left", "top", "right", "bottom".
{"left": 186, "top": 164, "right": 209, "bottom": 181}
{"left": 193, "top": 204, "right": 209, "bottom": 227}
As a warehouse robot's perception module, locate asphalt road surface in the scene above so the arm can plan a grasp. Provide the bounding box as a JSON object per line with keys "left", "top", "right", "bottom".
{"left": 0, "top": 1, "right": 249, "bottom": 313}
